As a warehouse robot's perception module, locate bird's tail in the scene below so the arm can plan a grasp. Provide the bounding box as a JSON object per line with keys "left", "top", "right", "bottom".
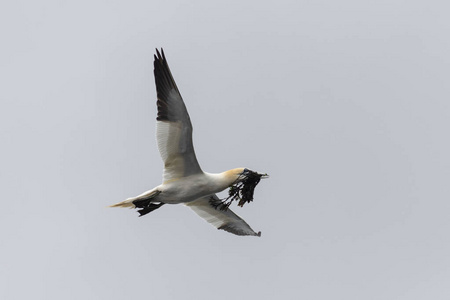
{"left": 109, "top": 197, "right": 137, "bottom": 208}
{"left": 109, "top": 189, "right": 160, "bottom": 208}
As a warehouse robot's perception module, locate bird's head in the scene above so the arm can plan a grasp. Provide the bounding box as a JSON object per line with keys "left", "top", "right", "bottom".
{"left": 240, "top": 168, "right": 269, "bottom": 180}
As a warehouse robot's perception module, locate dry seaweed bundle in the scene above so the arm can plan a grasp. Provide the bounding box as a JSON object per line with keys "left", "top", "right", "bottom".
{"left": 211, "top": 169, "right": 268, "bottom": 211}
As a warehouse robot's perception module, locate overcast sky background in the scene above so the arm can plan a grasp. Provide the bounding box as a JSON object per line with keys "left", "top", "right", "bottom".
{"left": 1, "top": 0, "right": 450, "bottom": 299}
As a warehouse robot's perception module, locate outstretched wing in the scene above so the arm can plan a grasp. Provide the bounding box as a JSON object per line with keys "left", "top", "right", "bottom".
{"left": 185, "top": 195, "right": 261, "bottom": 236}
{"left": 154, "top": 49, "right": 202, "bottom": 182}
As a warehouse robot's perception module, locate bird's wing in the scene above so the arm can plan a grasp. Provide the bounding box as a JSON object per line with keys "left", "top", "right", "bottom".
{"left": 153, "top": 49, "right": 202, "bottom": 182}
{"left": 185, "top": 195, "right": 261, "bottom": 236}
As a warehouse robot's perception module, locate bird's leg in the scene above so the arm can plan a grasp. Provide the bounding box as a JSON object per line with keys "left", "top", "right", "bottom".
{"left": 136, "top": 202, "right": 165, "bottom": 217}
{"left": 132, "top": 190, "right": 164, "bottom": 217}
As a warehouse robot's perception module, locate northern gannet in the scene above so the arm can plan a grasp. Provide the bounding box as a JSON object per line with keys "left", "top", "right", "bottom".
{"left": 110, "top": 49, "right": 268, "bottom": 236}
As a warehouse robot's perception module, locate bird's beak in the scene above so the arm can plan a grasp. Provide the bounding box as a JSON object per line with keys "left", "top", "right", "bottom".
{"left": 260, "top": 173, "right": 269, "bottom": 179}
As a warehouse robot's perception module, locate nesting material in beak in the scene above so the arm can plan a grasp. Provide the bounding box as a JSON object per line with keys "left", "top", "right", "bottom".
{"left": 215, "top": 169, "right": 268, "bottom": 211}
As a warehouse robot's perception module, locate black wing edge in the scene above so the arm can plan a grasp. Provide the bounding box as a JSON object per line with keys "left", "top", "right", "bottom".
{"left": 218, "top": 223, "right": 262, "bottom": 237}
{"left": 154, "top": 48, "right": 184, "bottom": 122}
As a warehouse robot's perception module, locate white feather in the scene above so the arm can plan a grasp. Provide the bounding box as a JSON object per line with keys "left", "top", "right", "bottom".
{"left": 156, "top": 120, "right": 184, "bottom": 182}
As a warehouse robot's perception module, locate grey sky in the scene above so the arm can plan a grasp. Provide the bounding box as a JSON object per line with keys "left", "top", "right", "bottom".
{"left": 1, "top": 0, "right": 450, "bottom": 299}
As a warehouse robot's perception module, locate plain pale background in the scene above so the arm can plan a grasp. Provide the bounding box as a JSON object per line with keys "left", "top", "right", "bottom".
{"left": 1, "top": 0, "right": 450, "bottom": 299}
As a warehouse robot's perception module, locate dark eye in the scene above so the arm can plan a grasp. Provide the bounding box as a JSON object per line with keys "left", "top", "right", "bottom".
{"left": 244, "top": 168, "right": 249, "bottom": 173}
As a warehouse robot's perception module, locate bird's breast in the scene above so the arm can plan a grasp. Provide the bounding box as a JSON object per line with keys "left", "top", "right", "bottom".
{"left": 159, "top": 173, "right": 228, "bottom": 204}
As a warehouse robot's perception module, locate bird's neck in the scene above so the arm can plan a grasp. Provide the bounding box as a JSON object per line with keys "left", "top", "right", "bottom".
{"left": 205, "top": 168, "right": 244, "bottom": 192}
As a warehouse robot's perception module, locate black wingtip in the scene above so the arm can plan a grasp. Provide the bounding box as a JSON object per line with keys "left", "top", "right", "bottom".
{"left": 153, "top": 47, "right": 187, "bottom": 122}
{"left": 155, "top": 48, "right": 165, "bottom": 61}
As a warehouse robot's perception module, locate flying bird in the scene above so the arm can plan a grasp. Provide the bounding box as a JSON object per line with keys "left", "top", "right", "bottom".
{"left": 110, "top": 49, "right": 268, "bottom": 236}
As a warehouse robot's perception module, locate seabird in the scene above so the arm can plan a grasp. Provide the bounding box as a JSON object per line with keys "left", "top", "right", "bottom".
{"left": 110, "top": 49, "right": 268, "bottom": 236}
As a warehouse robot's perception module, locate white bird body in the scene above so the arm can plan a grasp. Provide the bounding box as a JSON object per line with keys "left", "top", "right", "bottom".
{"left": 125, "top": 169, "right": 243, "bottom": 205}
{"left": 110, "top": 49, "right": 266, "bottom": 236}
